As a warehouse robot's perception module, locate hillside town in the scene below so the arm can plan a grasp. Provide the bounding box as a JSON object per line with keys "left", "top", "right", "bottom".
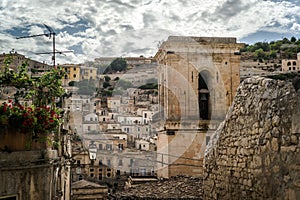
{"left": 1, "top": 35, "right": 300, "bottom": 200}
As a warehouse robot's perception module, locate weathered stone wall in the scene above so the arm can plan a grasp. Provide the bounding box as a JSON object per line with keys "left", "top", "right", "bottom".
{"left": 204, "top": 76, "right": 300, "bottom": 200}
{"left": 0, "top": 151, "right": 59, "bottom": 200}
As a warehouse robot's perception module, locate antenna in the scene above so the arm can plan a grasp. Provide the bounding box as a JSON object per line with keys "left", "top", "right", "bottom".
{"left": 16, "top": 24, "right": 71, "bottom": 67}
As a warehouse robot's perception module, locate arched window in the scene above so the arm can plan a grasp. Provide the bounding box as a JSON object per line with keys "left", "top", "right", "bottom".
{"left": 287, "top": 62, "right": 291, "bottom": 66}
{"left": 198, "top": 72, "right": 210, "bottom": 120}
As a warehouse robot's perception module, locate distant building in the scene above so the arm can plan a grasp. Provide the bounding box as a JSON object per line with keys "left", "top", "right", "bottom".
{"left": 82, "top": 112, "right": 99, "bottom": 134}
{"left": 135, "top": 139, "right": 150, "bottom": 151}
{"left": 281, "top": 53, "right": 300, "bottom": 71}
{"left": 94, "top": 56, "right": 155, "bottom": 66}
{"left": 61, "top": 64, "right": 81, "bottom": 85}
{"left": 71, "top": 180, "right": 108, "bottom": 200}
{"left": 71, "top": 138, "right": 116, "bottom": 194}
{"left": 81, "top": 66, "right": 97, "bottom": 80}
{"left": 0, "top": 50, "right": 51, "bottom": 77}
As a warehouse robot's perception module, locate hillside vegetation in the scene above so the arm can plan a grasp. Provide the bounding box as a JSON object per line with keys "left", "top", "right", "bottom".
{"left": 241, "top": 36, "right": 300, "bottom": 62}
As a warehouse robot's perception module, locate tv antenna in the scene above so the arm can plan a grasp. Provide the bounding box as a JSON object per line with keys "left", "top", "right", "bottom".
{"left": 16, "top": 24, "right": 72, "bottom": 67}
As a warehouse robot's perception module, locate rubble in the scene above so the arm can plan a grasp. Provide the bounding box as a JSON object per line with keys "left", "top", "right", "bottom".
{"left": 110, "top": 175, "right": 203, "bottom": 199}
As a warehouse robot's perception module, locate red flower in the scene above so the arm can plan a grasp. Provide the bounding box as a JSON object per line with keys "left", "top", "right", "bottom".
{"left": 8, "top": 99, "right": 12, "bottom": 103}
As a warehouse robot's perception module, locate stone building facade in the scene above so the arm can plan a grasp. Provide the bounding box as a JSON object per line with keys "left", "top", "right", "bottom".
{"left": 282, "top": 53, "right": 300, "bottom": 72}
{"left": 0, "top": 143, "right": 62, "bottom": 200}
{"left": 154, "top": 36, "right": 243, "bottom": 178}
{"left": 204, "top": 76, "right": 300, "bottom": 199}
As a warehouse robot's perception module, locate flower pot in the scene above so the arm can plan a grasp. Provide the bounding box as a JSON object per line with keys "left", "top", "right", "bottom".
{"left": 0, "top": 125, "right": 47, "bottom": 151}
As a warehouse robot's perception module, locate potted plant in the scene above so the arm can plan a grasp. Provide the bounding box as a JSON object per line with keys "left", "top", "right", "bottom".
{"left": 0, "top": 54, "right": 65, "bottom": 151}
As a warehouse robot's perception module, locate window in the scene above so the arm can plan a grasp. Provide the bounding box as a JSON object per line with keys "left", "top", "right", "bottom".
{"left": 88, "top": 126, "right": 91, "bottom": 131}
{"left": 118, "top": 143, "right": 123, "bottom": 150}
{"left": 74, "top": 67, "right": 77, "bottom": 71}
{"left": 99, "top": 144, "right": 103, "bottom": 150}
{"left": 76, "top": 167, "right": 81, "bottom": 174}
{"left": 293, "top": 61, "right": 297, "bottom": 65}
{"left": 130, "top": 159, "right": 134, "bottom": 167}
{"left": 90, "top": 168, "right": 94, "bottom": 172}
{"left": 77, "top": 160, "right": 81, "bottom": 165}
{"left": 78, "top": 175, "right": 83, "bottom": 181}
{"left": 73, "top": 74, "right": 76, "bottom": 78}
{"left": 287, "top": 62, "right": 291, "bottom": 66}
{"left": 206, "top": 136, "right": 211, "bottom": 145}
{"left": 90, "top": 173, "right": 94, "bottom": 177}
{"left": 293, "top": 67, "right": 296, "bottom": 70}
{"left": 119, "top": 159, "right": 123, "bottom": 166}
{"left": 107, "top": 159, "right": 111, "bottom": 166}
{"left": 106, "top": 144, "right": 112, "bottom": 151}
{"left": 144, "top": 113, "right": 147, "bottom": 118}
{"left": 90, "top": 117, "right": 93, "bottom": 121}
{"left": 99, "top": 160, "right": 103, "bottom": 165}
{"left": 99, "top": 174, "right": 102, "bottom": 180}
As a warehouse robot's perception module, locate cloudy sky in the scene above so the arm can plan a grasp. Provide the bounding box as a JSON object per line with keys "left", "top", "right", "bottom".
{"left": 1, "top": 0, "right": 300, "bottom": 65}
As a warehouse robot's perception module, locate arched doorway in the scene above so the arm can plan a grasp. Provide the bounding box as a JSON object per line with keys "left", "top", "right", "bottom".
{"left": 198, "top": 72, "right": 210, "bottom": 120}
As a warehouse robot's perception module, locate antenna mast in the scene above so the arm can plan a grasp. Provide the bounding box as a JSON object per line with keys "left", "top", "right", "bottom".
{"left": 16, "top": 24, "right": 72, "bottom": 67}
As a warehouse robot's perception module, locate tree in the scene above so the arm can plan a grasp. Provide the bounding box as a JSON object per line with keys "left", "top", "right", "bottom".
{"left": 104, "top": 57, "right": 127, "bottom": 73}
{"left": 254, "top": 48, "right": 266, "bottom": 61}
{"left": 104, "top": 75, "right": 111, "bottom": 82}
{"left": 291, "top": 36, "right": 297, "bottom": 43}
{"left": 268, "top": 50, "right": 277, "bottom": 59}
{"left": 103, "top": 81, "right": 111, "bottom": 89}
{"left": 282, "top": 37, "right": 290, "bottom": 44}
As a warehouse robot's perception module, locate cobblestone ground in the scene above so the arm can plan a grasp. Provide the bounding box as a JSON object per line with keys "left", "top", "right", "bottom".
{"left": 109, "top": 176, "right": 203, "bottom": 199}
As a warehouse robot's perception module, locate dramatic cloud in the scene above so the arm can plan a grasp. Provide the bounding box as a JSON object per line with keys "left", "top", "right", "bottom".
{"left": 1, "top": 0, "right": 300, "bottom": 64}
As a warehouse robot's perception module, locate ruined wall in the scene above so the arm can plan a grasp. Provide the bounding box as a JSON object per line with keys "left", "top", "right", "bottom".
{"left": 204, "top": 76, "right": 300, "bottom": 199}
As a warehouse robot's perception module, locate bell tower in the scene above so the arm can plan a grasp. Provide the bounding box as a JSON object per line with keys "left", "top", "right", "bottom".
{"left": 155, "top": 36, "right": 244, "bottom": 178}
